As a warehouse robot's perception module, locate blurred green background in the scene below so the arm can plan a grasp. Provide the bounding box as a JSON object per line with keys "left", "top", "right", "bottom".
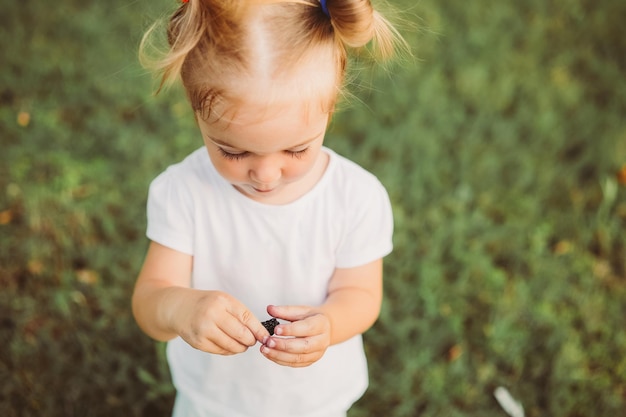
{"left": 1, "top": 0, "right": 625, "bottom": 416}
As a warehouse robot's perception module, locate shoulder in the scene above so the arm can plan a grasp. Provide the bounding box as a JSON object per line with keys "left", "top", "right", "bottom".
{"left": 151, "top": 147, "right": 210, "bottom": 187}
{"left": 321, "top": 149, "right": 394, "bottom": 267}
{"left": 148, "top": 147, "right": 219, "bottom": 203}
{"left": 147, "top": 147, "right": 218, "bottom": 219}
{"left": 145, "top": 148, "right": 218, "bottom": 253}
{"left": 324, "top": 148, "right": 389, "bottom": 200}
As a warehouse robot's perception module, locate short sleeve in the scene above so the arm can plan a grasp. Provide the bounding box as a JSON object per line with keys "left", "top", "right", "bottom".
{"left": 146, "top": 169, "right": 195, "bottom": 255}
{"left": 335, "top": 178, "right": 394, "bottom": 268}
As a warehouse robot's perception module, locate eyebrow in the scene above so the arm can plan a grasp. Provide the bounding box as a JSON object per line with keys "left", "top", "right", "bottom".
{"left": 208, "top": 130, "right": 325, "bottom": 151}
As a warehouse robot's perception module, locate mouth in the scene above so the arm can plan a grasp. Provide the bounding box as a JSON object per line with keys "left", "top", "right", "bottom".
{"left": 252, "top": 186, "right": 275, "bottom": 194}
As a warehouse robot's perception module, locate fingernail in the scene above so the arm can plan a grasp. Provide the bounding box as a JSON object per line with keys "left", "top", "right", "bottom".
{"left": 261, "top": 346, "right": 270, "bottom": 354}
{"left": 267, "top": 338, "right": 276, "bottom": 348}
{"left": 275, "top": 326, "right": 282, "bottom": 335}
{"left": 262, "top": 336, "right": 269, "bottom": 345}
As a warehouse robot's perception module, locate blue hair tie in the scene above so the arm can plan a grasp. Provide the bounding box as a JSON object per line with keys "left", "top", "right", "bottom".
{"left": 320, "top": 0, "right": 330, "bottom": 17}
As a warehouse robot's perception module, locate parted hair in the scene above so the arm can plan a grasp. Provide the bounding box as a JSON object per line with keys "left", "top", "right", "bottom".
{"left": 140, "top": 0, "right": 405, "bottom": 119}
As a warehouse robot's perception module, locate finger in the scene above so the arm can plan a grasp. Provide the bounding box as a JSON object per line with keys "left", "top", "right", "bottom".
{"left": 267, "top": 304, "right": 312, "bottom": 322}
{"left": 272, "top": 319, "right": 313, "bottom": 338}
{"left": 185, "top": 325, "right": 247, "bottom": 355}
{"left": 208, "top": 317, "right": 256, "bottom": 354}
{"left": 219, "top": 312, "right": 260, "bottom": 348}
{"left": 199, "top": 338, "right": 242, "bottom": 356}
{"left": 260, "top": 343, "right": 319, "bottom": 368}
{"left": 273, "top": 314, "right": 330, "bottom": 339}
{"left": 266, "top": 305, "right": 321, "bottom": 338}
{"left": 264, "top": 335, "right": 317, "bottom": 355}
{"left": 228, "top": 303, "right": 270, "bottom": 344}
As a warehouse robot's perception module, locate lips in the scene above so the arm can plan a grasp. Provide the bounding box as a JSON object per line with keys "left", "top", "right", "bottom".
{"left": 253, "top": 186, "right": 275, "bottom": 193}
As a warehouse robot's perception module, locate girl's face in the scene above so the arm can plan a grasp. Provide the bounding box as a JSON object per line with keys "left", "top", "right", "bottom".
{"left": 197, "top": 100, "right": 330, "bottom": 205}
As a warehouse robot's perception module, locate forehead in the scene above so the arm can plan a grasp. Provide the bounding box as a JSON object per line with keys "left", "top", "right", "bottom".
{"left": 205, "top": 53, "right": 337, "bottom": 129}
{"left": 199, "top": 96, "right": 329, "bottom": 153}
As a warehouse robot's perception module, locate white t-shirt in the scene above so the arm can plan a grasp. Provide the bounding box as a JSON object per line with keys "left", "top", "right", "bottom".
{"left": 146, "top": 146, "right": 393, "bottom": 417}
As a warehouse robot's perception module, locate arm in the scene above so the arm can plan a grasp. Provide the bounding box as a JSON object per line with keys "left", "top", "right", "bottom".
{"left": 132, "top": 241, "right": 193, "bottom": 341}
{"left": 317, "top": 258, "right": 383, "bottom": 344}
{"left": 260, "top": 258, "right": 383, "bottom": 366}
{"left": 132, "top": 241, "right": 270, "bottom": 354}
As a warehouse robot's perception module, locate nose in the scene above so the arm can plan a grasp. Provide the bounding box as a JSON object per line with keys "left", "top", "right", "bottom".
{"left": 249, "top": 155, "right": 282, "bottom": 185}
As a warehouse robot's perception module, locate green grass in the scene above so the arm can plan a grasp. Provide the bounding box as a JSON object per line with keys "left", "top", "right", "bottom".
{"left": 1, "top": 1, "right": 625, "bottom": 416}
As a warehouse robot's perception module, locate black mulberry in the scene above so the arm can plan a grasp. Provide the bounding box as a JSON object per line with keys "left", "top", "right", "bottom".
{"left": 261, "top": 318, "right": 279, "bottom": 336}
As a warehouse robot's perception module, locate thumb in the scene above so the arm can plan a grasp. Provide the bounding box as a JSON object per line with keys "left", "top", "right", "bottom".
{"left": 242, "top": 310, "right": 271, "bottom": 344}
{"left": 224, "top": 295, "right": 270, "bottom": 344}
{"left": 266, "top": 304, "right": 313, "bottom": 322}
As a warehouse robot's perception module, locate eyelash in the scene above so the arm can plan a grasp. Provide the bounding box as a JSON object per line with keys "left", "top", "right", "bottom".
{"left": 287, "top": 148, "right": 310, "bottom": 159}
{"left": 218, "top": 147, "right": 309, "bottom": 161}
{"left": 218, "top": 148, "right": 248, "bottom": 161}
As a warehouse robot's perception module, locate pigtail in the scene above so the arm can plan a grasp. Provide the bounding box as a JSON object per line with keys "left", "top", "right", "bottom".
{"left": 139, "top": 0, "right": 249, "bottom": 93}
{"left": 323, "top": 0, "right": 408, "bottom": 60}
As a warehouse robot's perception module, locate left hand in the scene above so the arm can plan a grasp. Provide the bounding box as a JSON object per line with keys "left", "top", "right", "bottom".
{"left": 260, "top": 304, "right": 331, "bottom": 367}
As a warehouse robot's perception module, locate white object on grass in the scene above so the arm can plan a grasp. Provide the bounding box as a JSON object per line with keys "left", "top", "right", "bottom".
{"left": 494, "top": 386, "right": 525, "bottom": 417}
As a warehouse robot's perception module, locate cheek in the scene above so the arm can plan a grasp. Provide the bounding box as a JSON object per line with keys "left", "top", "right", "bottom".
{"left": 210, "top": 157, "right": 247, "bottom": 182}
{"left": 283, "top": 157, "right": 316, "bottom": 179}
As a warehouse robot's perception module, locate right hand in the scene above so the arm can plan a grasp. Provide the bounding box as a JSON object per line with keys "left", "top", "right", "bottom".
{"left": 132, "top": 242, "right": 269, "bottom": 354}
{"left": 173, "top": 290, "right": 270, "bottom": 355}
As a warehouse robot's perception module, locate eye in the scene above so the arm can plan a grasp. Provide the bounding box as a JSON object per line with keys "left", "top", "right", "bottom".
{"left": 218, "top": 147, "right": 248, "bottom": 161}
{"left": 285, "top": 147, "right": 310, "bottom": 159}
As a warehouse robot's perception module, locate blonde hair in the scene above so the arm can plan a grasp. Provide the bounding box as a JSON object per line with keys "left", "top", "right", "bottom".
{"left": 140, "top": 0, "right": 406, "bottom": 120}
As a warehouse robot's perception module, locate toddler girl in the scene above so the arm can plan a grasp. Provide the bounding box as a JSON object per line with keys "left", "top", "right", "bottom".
{"left": 132, "top": 1, "right": 405, "bottom": 415}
